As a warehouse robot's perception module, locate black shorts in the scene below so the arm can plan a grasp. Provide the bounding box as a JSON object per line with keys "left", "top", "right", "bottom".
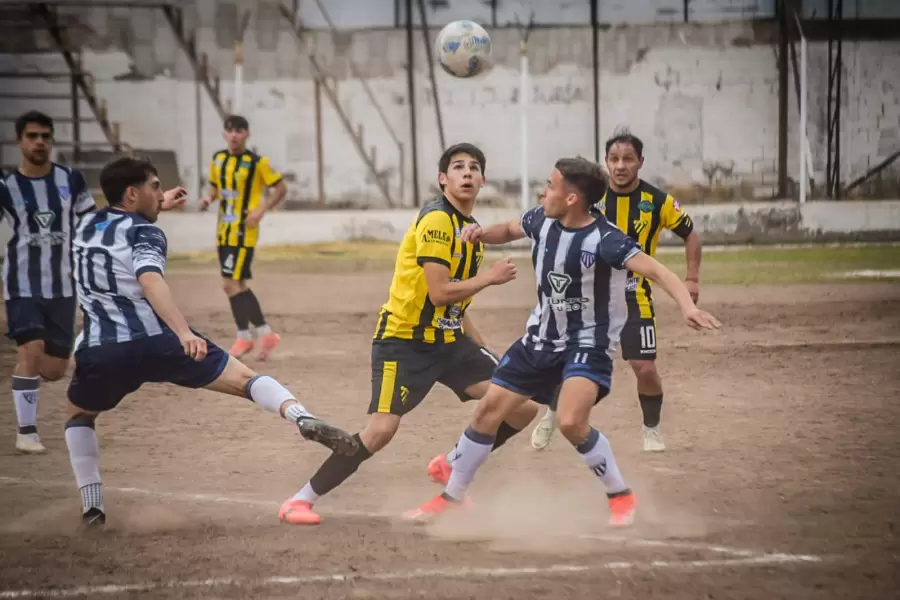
{"left": 67, "top": 329, "right": 229, "bottom": 413}
{"left": 4, "top": 296, "right": 76, "bottom": 358}
{"left": 218, "top": 246, "right": 255, "bottom": 281}
{"left": 369, "top": 336, "right": 498, "bottom": 416}
{"left": 491, "top": 341, "right": 612, "bottom": 407}
{"left": 619, "top": 317, "right": 658, "bottom": 361}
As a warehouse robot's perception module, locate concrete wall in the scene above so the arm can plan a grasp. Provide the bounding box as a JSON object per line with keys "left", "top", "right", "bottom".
{"left": 1, "top": 0, "right": 899, "bottom": 207}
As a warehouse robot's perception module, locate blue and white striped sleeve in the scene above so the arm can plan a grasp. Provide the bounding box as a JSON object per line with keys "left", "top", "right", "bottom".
{"left": 519, "top": 206, "right": 546, "bottom": 240}
{"left": 70, "top": 169, "right": 96, "bottom": 216}
{"left": 131, "top": 225, "right": 168, "bottom": 277}
{"left": 598, "top": 222, "right": 641, "bottom": 270}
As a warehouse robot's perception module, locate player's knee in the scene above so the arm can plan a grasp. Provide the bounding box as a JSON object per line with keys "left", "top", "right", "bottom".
{"left": 222, "top": 279, "right": 243, "bottom": 296}
{"left": 471, "top": 394, "right": 509, "bottom": 431}
{"left": 360, "top": 414, "right": 400, "bottom": 453}
{"left": 556, "top": 411, "right": 589, "bottom": 443}
{"left": 15, "top": 341, "right": 44, "bottom": 375}
{"left": 505, "top": 400, "right": 540, "bottom": 429}
{"left": 630, "top": 360, "right": 659, "bottom": 382}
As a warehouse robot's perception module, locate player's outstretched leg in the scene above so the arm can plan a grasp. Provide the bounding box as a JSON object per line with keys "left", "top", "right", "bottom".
{"left": 631, "top": 360, "right": 665, "bottom": 452}
{"left": 427, "top": 397, "right": 540, "bottom": 486}
{"left": 556, "top": 377, "right": 636, "bottom": 527}
{"left": 405, "top": 384, "right": 529, "bottom": 523}
{"left": 279, "top": 412, "right": 401, "bottom": 525}
{"left": 204, "top": 356, "right": 357, "bottom": 455}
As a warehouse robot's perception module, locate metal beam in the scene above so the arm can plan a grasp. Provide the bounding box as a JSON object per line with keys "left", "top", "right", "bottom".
{"left": 796, "top": 18, "right": 900, "bottom": 40}
{"left": 418, "top": 0, "right": 444, "bottom": 152}
{"left": 844, "top": 148, "right": 900, "bottom": 194}
{"left": 405, "top": 0, "right": 420, "bottom": 207}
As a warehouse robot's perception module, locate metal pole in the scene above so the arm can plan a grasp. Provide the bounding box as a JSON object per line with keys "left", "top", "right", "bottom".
{"left": 590, "top": 0, "right": 599, "bottom": 162}
{"left": 799, "top": 33, "right": 808, "bottom": 204}
{"left": 833, "top": 0, "right": 843, "bottom": 199}
{"left": 234, "top": 10, "right": 251, "bottom": 115}
{"left": 314, "top": 78, "right": 325, "bottom": 208}
{"left": 418, "top": 0, "right": 445, "bottom": 150}
{"left": 519, "top": 41, "right": 529, "bottom": 211}
{"left": 196, "top": 67, "right": 203, "bottom": 205}
{"left": 777, "top": 1, "right": 789, "bottom": 198}
{"left": 405, "top": 0, "right": 420, "bottom": 207}
{"left": 71, "top": 68, "right": 80, "bottom": 164}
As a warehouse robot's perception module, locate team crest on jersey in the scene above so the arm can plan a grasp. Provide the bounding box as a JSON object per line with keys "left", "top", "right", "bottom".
{"left": 580, "top": 250, "right": 595, "bottom": 269}
{"left": 638, "top": 200, "right": 654, "bottom": 213}
{"left": 57, "top": 185, "right": 70, "bottom": 199}
{"left": 633, "top": 219, "right": 649, "bottom": 235}
{"left": 33, "top": 211, "right": 55, "bottom": 229}
{"left": 596, "top": 198, "right": 606, "bottom": 213}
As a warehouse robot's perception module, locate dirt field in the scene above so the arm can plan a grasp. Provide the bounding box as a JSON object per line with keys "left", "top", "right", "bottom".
{"left": 1, "top": 265, "right": 899, "bottom": 599}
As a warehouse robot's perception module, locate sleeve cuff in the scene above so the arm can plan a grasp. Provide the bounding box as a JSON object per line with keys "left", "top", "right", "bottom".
{"left": 135, "top": 266, "right": 163, "bottom": 278}
{"left": 417, "top": 256, "right": 451, "bottom": 269}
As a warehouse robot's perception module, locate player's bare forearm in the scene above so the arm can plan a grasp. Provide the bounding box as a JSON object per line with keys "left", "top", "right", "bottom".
{"left": 462, "top": 313, "right": 488, "bottom": 347}
{"left": 427, "top": 271, "right": 492, "bottom": 307}
{"left": 624, "top": 252, "right": 696, "bottom": 316}
{"left": 138, "top": 272, "right": 193, "bottom": 338}
{"left": 480, "top": 220, "right": 525, "bottom": 245}
{"left": 684, "top": 231, "right": 702, "bottom": 282}
{"left": 265, "top": 181, "right": 287, "bottom": 210}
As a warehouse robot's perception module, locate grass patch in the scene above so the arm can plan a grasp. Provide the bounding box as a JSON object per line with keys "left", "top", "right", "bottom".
{"left": 168, "top": 242, "right": 900, "bottom": 284}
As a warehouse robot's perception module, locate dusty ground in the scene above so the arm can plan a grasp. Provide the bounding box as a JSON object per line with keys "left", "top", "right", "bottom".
{"left": 1, "top": 266, "right": 899, "bottom": 599}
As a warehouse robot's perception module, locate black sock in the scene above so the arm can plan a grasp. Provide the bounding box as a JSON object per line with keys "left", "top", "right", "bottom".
{"left": 639, "top": 393, "right": 663, "bottom": 428}
{"left": 244, "top": 289, "right": 266, "bottom": 327}
{"left": 491, "top": 421, "right": 521, "bottom": 452}
{"left": 309, "top": 434, "right": 373, "bottom": 496}
{"left": 550, "top": 387, "right": 560, "bottom": 411}
{"left": 228, "top": 291, "right": 252, "bottom": 331}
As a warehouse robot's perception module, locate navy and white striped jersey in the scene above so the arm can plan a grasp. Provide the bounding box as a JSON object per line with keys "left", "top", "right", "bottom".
{"left": 0, "top": 164, "right": 96, "bottom": 300}
{"left": 519, "top": 206, "right": 642, "bottom": 354}
{"left": 72, "top": 208, "right": 168, "bottom": 350}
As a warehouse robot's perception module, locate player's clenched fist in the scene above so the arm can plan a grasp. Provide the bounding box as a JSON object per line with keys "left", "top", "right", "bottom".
{"left": 683, "top": 307, "right": 721, "bottom": 331}
{"left": 179, "top": 332, "right": 208, "bottom": 361}
{"left": 487, "top": 256, "right": 517, "bottom": 285}
{"left": 459, "top": 223, "right": 484, "bottom": 243}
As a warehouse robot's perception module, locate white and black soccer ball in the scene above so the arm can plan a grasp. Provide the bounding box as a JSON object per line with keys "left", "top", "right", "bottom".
{"left": 435, "top": 20, "right": 492, "bottom": 78}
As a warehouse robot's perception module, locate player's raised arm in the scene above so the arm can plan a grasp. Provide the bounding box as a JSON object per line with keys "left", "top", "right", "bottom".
{"left": 417, "top": 210, "right": 516, "bottom": 307}
{"left": 459, "top": 204, "right": 545, "bottom": 245}
{"left": 598, "top": 223, "right": 720, "bottom": 331}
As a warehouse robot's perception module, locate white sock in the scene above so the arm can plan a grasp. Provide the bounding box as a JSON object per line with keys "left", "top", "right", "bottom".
{"left": 542, "top": 408, "right": 556, "bottom": 422}
{"left": 292, "top": 482, "right": 320, "bottom": 504}
{"left": 237, "top": 330, "right": 252, "bottom": 341}
{"left": 444, "top": 427, "right": 495, "bottom": 501}
{"left": 246, "top": 375, "right": 312, "bottom": 419}
{"left": 574, "top": 427, "right": 629, "bottom": 495}
{"left": 65, "top": 423, "right": 104, "bottom": 514}
{"left": 12, "top": 376, "right": 40, "bottom": 432}
{"left": 256, "top": 324, "right": 272, "bottom": 337}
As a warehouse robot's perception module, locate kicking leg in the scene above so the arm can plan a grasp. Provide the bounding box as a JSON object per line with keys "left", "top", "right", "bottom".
{"left": 405, "top": 384, "right": 529, "bottom": 522}
{"left": 280, "top": 412, "right": 400, "bottom": 525}
{"left": 63, "top": 404, "right": 105, "bottom": 528}
{"left": 631, "top": 359, "right": 665, "bottom": 452}
{"left": 203, "top": 356, "right": 357, "bottom": 455}
{"left": 556, "top": 377, "right": 636, "bottom": 528}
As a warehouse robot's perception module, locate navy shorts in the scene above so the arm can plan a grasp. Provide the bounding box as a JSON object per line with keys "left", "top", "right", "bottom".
{"left": 490, "top": 341, "right": 613, "bottom": 406}
{"left": 4, "top": 296, "right": 76, "bottom": 358}
{"left": 67, "top": 329, "right": 229, "bottom": 413}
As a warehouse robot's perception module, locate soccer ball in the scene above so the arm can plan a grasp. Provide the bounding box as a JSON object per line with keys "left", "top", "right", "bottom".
{"left": 435, "top": 20, "right": 492, "bottom": 78}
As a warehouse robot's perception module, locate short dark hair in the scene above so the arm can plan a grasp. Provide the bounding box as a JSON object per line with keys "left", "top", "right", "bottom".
{"left": 604, "top": 127, "right": 644, "bottom": 158}
{"left": 439, "top": 143, "right": 486, "bottom": 176}
{"left": 224, "top": 114, "right": 249, "bottom": 130}
{"left": 554, "top": 156, "right": 609, "bottom": 208}
{"left": 100, "top": 156, "right": 159, "bottom": 206}
{"left": 15, "top": 110, "right": 54, "bottom": 139}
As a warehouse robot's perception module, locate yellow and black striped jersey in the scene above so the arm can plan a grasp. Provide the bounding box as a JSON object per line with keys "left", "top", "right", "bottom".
{"left": 373, "top": 196, "right": 485, "bottom": 344}
{"left": 208, "top": 150, "right": 282, "bottom": 248}
{"left": 597, "top": 180, "right": 694, "bottom": 320}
